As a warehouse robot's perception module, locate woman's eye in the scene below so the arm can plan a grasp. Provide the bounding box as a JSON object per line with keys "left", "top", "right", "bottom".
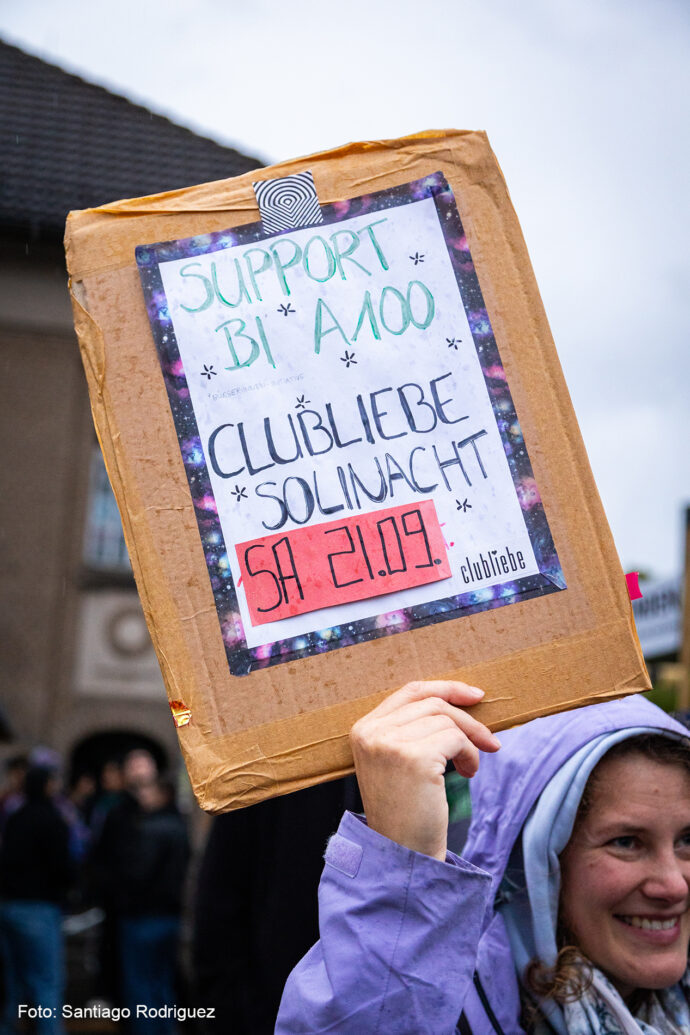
{"left": 676, "top": 832, "right": 690, "bottom": 850}
{"left": 608, "top": 835, "right": 638, "bottom": 850}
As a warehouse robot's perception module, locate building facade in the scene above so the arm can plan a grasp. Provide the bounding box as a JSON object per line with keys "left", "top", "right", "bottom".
{"left": 0, "top": 39, "right": 262, "bottom": 781}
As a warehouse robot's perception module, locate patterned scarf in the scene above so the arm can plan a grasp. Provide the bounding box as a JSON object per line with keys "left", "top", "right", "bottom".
{"left": 559, "top": 967, "right": 690, "bottom": 1034}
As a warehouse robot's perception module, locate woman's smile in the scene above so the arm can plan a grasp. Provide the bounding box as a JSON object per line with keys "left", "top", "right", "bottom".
{"left": 615, "top": 912, "right": 684, "bottom": 945}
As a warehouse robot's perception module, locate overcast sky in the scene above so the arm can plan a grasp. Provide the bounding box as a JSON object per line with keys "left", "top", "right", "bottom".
{"left": 2, "top": 0, "right": 688, "bottom": 578}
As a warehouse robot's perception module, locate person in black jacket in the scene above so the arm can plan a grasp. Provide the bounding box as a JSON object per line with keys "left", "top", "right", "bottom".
{"left": 192, "top": 776, "right": 361, "bottom": 1034}
{"left": 0, "top": 765, "right": 73, "bottom": 1035}
{"left": 90, "top": 752, "right": 189, "bottom": 1034}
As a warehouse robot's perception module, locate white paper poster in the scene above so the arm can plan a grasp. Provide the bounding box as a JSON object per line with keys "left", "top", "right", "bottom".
{"left": 138, "top": 172, "right": 564, "bottom": 674}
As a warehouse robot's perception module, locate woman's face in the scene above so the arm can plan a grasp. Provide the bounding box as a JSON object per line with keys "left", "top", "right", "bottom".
{"left": 560, "top": 753, "right": 690, "bottom": 999}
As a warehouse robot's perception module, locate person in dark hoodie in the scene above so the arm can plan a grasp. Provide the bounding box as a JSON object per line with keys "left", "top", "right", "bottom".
{"left": 90, "top": 751, "right": 189, "bottom": 1034}
{"left": 277, "top": 681, "right": 690, "bottom": 1033}
{"left": 0, "top": 764, "right": 73, "bottom": 1035}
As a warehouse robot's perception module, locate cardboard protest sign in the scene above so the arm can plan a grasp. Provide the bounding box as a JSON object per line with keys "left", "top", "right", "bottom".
{"left": 65, "top": 131, "right": 649, "bottom": 811}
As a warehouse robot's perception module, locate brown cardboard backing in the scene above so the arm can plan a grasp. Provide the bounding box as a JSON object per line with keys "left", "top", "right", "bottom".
{"left": 65, "top": 130, "right": 650, "bottom": 812}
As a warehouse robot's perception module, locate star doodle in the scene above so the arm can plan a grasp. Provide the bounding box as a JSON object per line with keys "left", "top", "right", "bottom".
{"left": 295, "top": 395, "right": 310, "bottom": 410}
{"left": 456, "top": 498, "right": 472, "bottom": 513}
{"left": 340, "top": 350, "right": 357, "bottom": 368}
{"left": 277, "top": 303, "right": 295, "bottom": 316}
{"left": 446, "top": 337, "right": 462, "bottom": 350}
{"left": 200, "top": 364, "right": 218, "bottom": 380}
{"left": 409, "top": 252, "right": 425, "bottom": 265}
{"left": 231, "top": 485, "right": 248, "bottom": 502}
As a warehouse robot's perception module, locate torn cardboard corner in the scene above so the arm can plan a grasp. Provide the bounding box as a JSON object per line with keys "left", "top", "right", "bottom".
{"left": 64, "top": 129, "right": 649, "bottom": 813}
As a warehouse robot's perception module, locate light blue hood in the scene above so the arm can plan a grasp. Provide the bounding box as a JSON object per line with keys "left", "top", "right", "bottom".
{"left": 463, "top": 695, "right": 689, "bottom": 895}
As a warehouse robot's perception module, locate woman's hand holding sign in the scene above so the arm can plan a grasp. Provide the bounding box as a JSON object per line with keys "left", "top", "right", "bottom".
{"left": 350, "top": 680, "right": 501, "bottom": 861}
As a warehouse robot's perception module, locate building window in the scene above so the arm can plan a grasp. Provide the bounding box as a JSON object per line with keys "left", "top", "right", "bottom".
{"left": 82, "top": 446, "right": 131, "bottom": 574}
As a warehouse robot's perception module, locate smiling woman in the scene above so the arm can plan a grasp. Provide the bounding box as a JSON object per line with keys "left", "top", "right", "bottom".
{"left": 276, "top": 690, "right": 690, "bottom": 1034}
{"left": 527, "top": 735, "right": 690, "bottom": 1028}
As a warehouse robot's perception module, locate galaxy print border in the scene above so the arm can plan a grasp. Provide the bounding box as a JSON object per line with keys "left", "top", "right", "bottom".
{"left": 136, "top": 172, "right": 566, "bottom": 675}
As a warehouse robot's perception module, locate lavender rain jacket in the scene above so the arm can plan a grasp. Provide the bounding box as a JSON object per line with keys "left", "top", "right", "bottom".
{"left": 276, "top": 696, "right": 688, "bottom": 1034}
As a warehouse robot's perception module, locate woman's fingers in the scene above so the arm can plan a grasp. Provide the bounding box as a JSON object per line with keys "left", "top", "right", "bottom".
{"left": 399, "top": 722, "right": 482, "bottom": 777}
{"left": 451, "top": 738, "right": 481, "bottom": 778}
{"left": 368, "top": 680, "right": 486, "bottom": 718}
{"left": 354, "top": 692, "right": 500, "bottom": 762}
{"left": 370, "top": 696, "right": 501, "bottom": 752}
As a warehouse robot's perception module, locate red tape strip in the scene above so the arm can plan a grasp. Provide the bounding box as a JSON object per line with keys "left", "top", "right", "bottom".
{"left": 625, "top": 571, "right": 643, "bottom": 601}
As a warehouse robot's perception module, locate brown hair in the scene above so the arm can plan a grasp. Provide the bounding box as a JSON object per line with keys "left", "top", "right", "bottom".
{"left": 521, "top": 731, "right": 690, "bottom": 1027}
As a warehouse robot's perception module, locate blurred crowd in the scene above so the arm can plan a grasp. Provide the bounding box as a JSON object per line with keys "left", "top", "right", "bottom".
{"left": 0, "top": 749, "right": 360, "bottom": 1035}
{"left": 0, "top": 748, "right": 189, "bottom": 1035}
